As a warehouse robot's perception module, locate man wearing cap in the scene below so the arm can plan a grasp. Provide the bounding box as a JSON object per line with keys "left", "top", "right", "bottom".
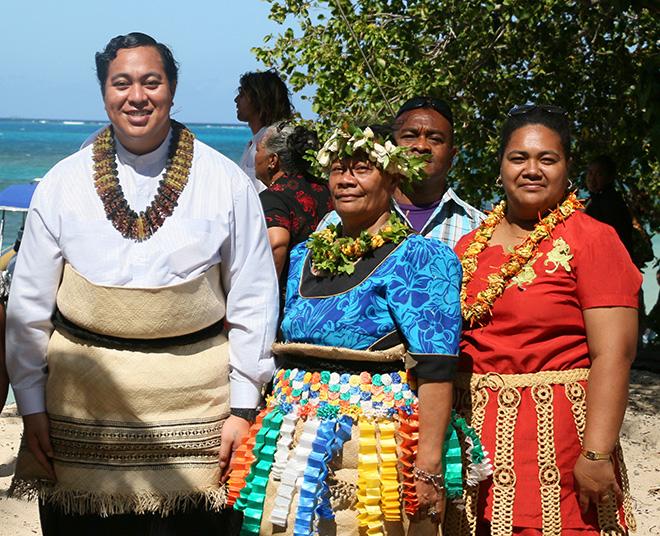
{"left": 318, "top": 97, "right": 483, "bottom": 247}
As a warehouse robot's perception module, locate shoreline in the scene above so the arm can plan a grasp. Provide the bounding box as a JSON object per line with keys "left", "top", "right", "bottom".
{"left": 1, "top": 370, "right": 658, "bottom": 534}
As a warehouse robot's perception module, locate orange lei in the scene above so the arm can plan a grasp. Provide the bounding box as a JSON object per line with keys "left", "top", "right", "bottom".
{"left": 460, "top": 192, "right": 583, "bottom": 327}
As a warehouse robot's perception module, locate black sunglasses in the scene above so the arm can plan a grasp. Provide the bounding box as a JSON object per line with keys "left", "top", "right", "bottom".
{"left": 396, "top": 97, "right": 454, "bottom": 125}
{"left": 507, "top": 104, "right": 568, "bottom": 117}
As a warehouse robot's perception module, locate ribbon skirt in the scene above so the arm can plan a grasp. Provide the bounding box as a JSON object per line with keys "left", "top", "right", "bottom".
{"left": 229, "top": 367, "right": 491, "bottom": 536}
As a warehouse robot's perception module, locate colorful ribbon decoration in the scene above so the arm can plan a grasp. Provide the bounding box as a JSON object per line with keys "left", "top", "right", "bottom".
{"left": 271, "top": 411, "right": 297, "bottom": 480}
{"left": 315, "top": 415, "right": 352, "bottom": 522}
{"left": 226, "top": 409, "right": 267, "bottom": 507}
{"left": 230, "top": 368, "right": 492, "bottom": 534}
{"left": 397, "top": 415, "right": 420, "bottom": 516}
{"left": 270, "top": 417, "right": 320, "bottom": 527}
{"left": 443, "top": 421, "right": 465, "bottom": 499}
{"left": 356, "top": 419, "right": 385, "bottom": 535}
{"left": 293, "top": 420, "right": 336, "bottom": 535}
{"left": 378, "top": 419, "right": 401, "bottom": 521}
{"left": 238, "top": 410, "right": 284, "bottom": 536}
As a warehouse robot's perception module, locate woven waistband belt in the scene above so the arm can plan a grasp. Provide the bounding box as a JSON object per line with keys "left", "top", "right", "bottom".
{"left": 52, "top": 308, "right": 225, "bottom": 349}
{"left": 455, "top": 368, "right": 590, "bottom": 390}
{"left": 276, "top": 353, "right": 403, "bottom": 375}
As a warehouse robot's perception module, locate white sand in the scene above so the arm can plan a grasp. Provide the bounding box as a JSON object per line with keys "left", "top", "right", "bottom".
{"left": 0, "top": 369, "right": 658, "bottom": 535}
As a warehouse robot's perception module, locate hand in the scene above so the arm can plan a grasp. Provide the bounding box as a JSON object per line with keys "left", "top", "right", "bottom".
{"left": 415, "top": 478, "right": 445, "bottom": 523}
{"left": 22, "top": 412, "right": 56, "bottom": 481}
{"left": 573, "top": 454, "right": 622, "bottom": 513}
{"left": 218, "top": 415, "right": 252, "bottom": 483}
{"left": 414, "top": 458, "right": 445, "bottom": 524}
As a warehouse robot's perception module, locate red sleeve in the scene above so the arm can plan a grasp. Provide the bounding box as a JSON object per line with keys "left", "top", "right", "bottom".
{"left": 573, "top": 214, "right": 641, "bottom": 309}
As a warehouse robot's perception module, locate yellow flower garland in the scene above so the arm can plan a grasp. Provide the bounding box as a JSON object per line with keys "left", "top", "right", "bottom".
{"left": 460, "top": 192, "right": 583, "bottom": 326}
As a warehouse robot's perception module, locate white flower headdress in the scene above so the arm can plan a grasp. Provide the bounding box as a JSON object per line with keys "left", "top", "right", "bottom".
{"left": 313, "top": 124, "right": 428, "bottom": 185}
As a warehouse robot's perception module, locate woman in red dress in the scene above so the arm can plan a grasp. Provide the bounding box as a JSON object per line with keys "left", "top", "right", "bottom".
{"left": 447, "top": 105, "right": 641, "bottom": 535}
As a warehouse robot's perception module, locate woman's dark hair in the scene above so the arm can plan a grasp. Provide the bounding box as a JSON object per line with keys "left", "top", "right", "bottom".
{"left": 239, "top": 70, "right": 294, "bottom": 127}
{"left": 95, "top": 32, "right": 179, "bottom": 93}
{"left": 499, "top": 106, "right": 571, "bottom": 161}
{"left": 263, "top": 122, "right": 318, "bottom": 176}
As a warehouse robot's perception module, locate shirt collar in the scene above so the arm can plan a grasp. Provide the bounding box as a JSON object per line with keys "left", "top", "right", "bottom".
{"left": 115, "top": 128, "right": 172, "bottom": 168}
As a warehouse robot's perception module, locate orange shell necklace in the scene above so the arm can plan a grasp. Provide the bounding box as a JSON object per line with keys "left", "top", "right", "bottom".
{"left": 459, "top": 192, "right": 583, "bottom": 327}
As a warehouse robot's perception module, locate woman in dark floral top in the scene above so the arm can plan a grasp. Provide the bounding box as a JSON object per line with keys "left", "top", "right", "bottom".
{"left": 256, "top": 123, "right": 333, "bottom": 289}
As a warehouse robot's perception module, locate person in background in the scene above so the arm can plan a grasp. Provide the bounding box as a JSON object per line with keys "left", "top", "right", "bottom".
{"left": 448, "top": 105, "right": 641, "bottom": 535}
{"left": 585, "top": 155, "right": 634, "bottom": 259}
{"left": 0, "top": 306, "right": 7, "bottom": 413}
{"left": 318, "top": 96, "right": 483, "bottom": 247}
{"left": 235, "top": 70, "right": 294, "bottom": 192}
{"left": 6, "top": 32, "right": 278, "bottom": 534}
{"left": 256, "top": 121, "right": 332, "bottom": 291}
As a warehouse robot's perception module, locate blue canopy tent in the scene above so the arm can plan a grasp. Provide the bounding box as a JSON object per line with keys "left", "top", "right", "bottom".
{"left": 0, "top": 182, "right": 38, "bottom": 253}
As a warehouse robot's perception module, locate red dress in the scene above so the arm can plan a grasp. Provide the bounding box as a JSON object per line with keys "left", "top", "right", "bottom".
{"left": 453, "top": 211, "right": 641, "bottom": 533}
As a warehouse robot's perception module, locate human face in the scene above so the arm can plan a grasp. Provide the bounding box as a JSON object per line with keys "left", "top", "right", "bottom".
{"left": 329, "top": 157, "right": 398, "bottom": 234}
{"left": 500, "top": 124, "right": 569, "bottom": 221}
{"left": 585, "top": 163, "right": 605, "bottom": 193}
{"left": 234, "top": 86, "right": 257, "bottom": 123}
{"left": 103, "top": 46, "right": 174, "bottom": 155}
{"left": 393, "top": 108, "right": 456, "bottom": 186}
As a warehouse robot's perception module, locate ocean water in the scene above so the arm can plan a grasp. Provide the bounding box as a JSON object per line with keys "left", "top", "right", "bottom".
{"left": 0, "top": 117, "right": 251, "bottom": 246}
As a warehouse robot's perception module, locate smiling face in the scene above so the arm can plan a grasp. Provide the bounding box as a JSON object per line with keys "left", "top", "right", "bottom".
{"left": 329, "top": 155, "right": 398, "bottom": 232}
{"left": 500, "top": 124, "right": 570, "bottom": 221}
{"left": 103, "top": 46, "right": 174, "bottom": 155}
{"left": 393, "top": 108, "right": 456, "bottom": 188}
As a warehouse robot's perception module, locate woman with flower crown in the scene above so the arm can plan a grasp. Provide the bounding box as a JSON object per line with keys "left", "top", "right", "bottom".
{"left": 445, "top": 106, "right": 641, "bottom": 536}
{"left": 6, "top": 33, "right": 278, "bottom": 533}
{"left": 229, "top": 124, "right": 490, "bottom": 536}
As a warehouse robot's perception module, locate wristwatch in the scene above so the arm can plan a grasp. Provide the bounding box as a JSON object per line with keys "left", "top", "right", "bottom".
{"left": 581, "top": 449, "right": 611, "bottom": 461}
{"left": 230, "top": 408, "right": 258, "bottom": 423}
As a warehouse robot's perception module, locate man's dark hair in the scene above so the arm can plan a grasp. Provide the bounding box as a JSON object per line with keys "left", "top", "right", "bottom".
{"left": 590, "top": 155, "right": 617, "bottom": 182}
{"left": 95, "top": 32, "right": 179, "bottom": 94}
{"left": 499, "top": 106, "right": 571, "bottom": 161}
{"left": 239, "top": 70, "right": 294, "bottom": 126}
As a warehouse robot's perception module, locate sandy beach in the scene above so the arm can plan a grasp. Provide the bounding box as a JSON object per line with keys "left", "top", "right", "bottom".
{"left": 0, "top": 369, "right": 658, "bottom": 535}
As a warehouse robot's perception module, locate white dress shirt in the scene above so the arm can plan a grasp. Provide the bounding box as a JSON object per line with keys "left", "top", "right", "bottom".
{"left": 239, "top": 126, "right": 268, "bottom": 193}
{"left": 6, "top": 130, "right": 279, "bottom": 415}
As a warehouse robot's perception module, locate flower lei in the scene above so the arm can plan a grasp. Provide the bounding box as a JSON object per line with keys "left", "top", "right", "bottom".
{"left": 313, "top": 124, "right": 428, "bottom": 186}
{"left": 93, "top": 120, "right": 194, "bottom": 242}
{"left": 307, "top": 212, "right": 410, "bottom": 275}
{"left": 460, "top": 192, "right": 583, "bottom": 326}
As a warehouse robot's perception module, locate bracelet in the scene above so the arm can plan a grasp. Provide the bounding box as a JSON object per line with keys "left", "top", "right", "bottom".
{"left": 412, "top": 464, "right": 445, "bottom": 493}
{"left": 581, "top": 449, "right": 612, "bottom": 461}
{"left": 230, "top": 408, "right": 258, "bottom": 423}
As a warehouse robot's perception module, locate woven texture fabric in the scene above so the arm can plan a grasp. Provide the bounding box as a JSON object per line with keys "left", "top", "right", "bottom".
{"left": 11, "top": 266, "right": 231, "bottom": 515}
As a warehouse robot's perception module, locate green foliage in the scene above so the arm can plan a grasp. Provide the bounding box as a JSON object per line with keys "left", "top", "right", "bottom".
{"left": 254, "top": 0, "right": 659, "bottom": 236}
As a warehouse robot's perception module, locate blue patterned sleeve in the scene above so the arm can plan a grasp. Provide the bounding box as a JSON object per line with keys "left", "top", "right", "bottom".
{"left": 283, "top": 242, "right": 307, "bottom": 315}
{"left": 386, "top": 235, "right": 462, "bottom": 380}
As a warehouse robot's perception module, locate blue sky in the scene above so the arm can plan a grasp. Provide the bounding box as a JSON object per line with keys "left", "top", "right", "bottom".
{"left": 0, "top": 0, "right": 313, "bottom": 123}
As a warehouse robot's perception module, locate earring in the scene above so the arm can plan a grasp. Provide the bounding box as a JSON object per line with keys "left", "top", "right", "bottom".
{"left": 568, "top": 179, "right": 574, "bottom": 190}
{"left": 496, "top": 175, "right": 503, "bottom": 187}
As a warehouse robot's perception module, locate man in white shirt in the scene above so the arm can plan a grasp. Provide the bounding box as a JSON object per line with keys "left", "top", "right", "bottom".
{"left": 7, "top": 32, "right": 278, "bottom": 533}
{"left": 235, "top": 70, "right": 294, "bottom": 193}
